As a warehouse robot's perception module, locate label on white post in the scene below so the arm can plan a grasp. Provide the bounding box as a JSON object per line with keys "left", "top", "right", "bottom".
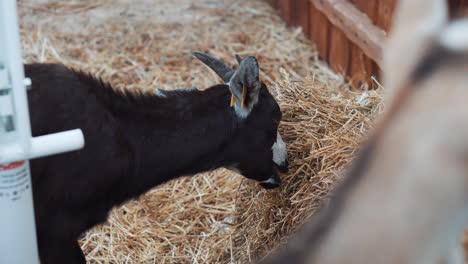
{"left": 0, "top": 161, "right": 30, "bottom": 201}
{"left": 0, "top": 160, "right": 39, "bottom": 264}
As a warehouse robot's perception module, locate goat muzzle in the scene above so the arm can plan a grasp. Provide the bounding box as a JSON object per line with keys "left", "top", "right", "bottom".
{"left": 260, "top": 174, "right": 281, "bottom": 189}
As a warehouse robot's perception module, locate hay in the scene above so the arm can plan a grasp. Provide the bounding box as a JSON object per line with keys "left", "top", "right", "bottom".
{"left": 18, "top": 0, "right": 383, "bottom": 263}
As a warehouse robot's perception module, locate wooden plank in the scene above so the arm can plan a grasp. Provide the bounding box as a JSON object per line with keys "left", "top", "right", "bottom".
{"left": 452, "top": 0, "right": 468, "bottom": 16}
{"left": 290, "top": 0, "right": 300, "bottom": 26}
{"left": 349, "top": 0, "right": 377, "bottom": 24}
{"left": 375, "top": 0, "right": 397, "bottom": 32}
{"left": 328, "top": 25, "right": 350, "bottom": 75}
{"left": 348, "top": 0, "right": 379, "bottom": 88}
{"left": 312, "top": 0, "right": 386, "bottom": 68}
{"left": 291, "top": 0, "right": 310, "bottom": 34}
{"left": 309, "top": 2, "right": 330, "bottom": 60}
{"left": 266, "top": 0, "right": 278, "bottom": 8}
{"left": 278, "top": 0, "right": 292, "bottom": 23}
{"left": 272, "top": 0, "right": 279, "bottom": 8}
{"left": 461, "top": 0, "right": 468, "bottom": 13}
{"left": 449, "top": 0, "right": 461, "bottom": 15}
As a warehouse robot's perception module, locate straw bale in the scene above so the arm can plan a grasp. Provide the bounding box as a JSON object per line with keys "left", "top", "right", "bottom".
{"left": 16, "top": 0, "right": 396, "bottom": 263}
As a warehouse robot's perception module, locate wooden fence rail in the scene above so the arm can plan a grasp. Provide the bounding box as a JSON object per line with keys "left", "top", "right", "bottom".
{"left": 267, "top": 0, "right": 468, "bottom": 88}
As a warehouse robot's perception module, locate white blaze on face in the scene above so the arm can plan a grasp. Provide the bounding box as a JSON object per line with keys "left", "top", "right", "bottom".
{"left": 272, "top": 132, "right": 287, "bottom": 167}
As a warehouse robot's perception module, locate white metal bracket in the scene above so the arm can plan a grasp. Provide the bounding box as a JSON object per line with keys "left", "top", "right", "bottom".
{"left": 0, "top": 1, "right": 85, "bottom": 263}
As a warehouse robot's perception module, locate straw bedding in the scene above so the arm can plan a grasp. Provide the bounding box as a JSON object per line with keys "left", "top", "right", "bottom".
{"left": 17, "top": 0, "right": 398, "bottom": 263}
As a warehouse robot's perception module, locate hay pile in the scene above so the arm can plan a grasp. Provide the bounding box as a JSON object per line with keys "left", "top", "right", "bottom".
{"left": 19, "top": 0, "right": 382, "bottom": 263}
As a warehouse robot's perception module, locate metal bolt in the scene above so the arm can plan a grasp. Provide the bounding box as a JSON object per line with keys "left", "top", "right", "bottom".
{"left": 24, "top": 77, "right": 32, "bottom": 90}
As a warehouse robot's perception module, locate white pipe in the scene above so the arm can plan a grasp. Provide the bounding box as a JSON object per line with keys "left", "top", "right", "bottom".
{"left": 29, "top": 129, "right": 85, "bottom": 160}
{"left": 3, "top": 1, "right": 32, "bottom": 153}
{"left": 0, "top": 130, "right": 85, "bottom": 164}
{"left": 0, "top": 0, "right": 40, "bottom": 262}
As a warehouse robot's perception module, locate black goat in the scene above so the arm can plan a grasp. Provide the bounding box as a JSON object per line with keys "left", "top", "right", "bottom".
{"left": 26, "top": 52, "right": 288, "bottom": 264}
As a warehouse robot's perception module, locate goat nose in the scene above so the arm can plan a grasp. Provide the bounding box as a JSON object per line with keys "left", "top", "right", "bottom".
{"left": 260, "top": 174, "right": 281, "bottom": 189}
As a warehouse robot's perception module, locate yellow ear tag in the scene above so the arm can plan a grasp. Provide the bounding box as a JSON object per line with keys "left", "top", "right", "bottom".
{"left": 241, "top": 84, "right": 247, "bottom": 108}
{"left": 230, "top": 84, "right": 247, "bottom": 108}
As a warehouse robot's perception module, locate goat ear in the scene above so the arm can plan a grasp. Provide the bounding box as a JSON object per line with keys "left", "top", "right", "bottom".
{"left": 235, "top": 54, "right": 243, "bottom": 64}
{"left": 228, "top": 56, "right": 261, "bottom": 118}
{"left": 192, "top": 51, "right": 234, "bottom": 83}
{"left": 384, "top": 0, "right": 448, "bottom": 93}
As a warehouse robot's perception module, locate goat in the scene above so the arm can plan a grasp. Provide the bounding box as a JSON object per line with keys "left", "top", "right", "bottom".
{"left": 259, "top": 0, "right": 468, "bottom": 263}
{"left": 25, "top": 52, "right": 288, "bottom": 264}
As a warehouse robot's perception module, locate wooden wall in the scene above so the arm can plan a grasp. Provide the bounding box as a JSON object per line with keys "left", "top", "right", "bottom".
{"left": 267, "top": 0, "right": 468, "bottom": 89}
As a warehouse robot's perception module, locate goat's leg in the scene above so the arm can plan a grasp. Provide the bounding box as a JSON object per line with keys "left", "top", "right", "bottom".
{"left": 39, "top": 239, "right": 86, "bottom": 264}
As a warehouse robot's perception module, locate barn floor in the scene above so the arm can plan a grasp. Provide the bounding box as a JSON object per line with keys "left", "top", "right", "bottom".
{"left": 19, "top": 0, "right": 386, "bottom": 263}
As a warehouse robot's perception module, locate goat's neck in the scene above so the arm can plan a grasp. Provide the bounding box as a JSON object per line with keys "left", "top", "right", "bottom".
{"left": 311, "top": 116, "right": 468, "bottom": 264}
{"left": 117, "top": 85, "right": 237, "bottom": 188}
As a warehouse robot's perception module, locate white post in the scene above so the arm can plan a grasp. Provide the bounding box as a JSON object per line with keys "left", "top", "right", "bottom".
{"left": 0, "top": 1, "right": 85, "bottom": 263}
